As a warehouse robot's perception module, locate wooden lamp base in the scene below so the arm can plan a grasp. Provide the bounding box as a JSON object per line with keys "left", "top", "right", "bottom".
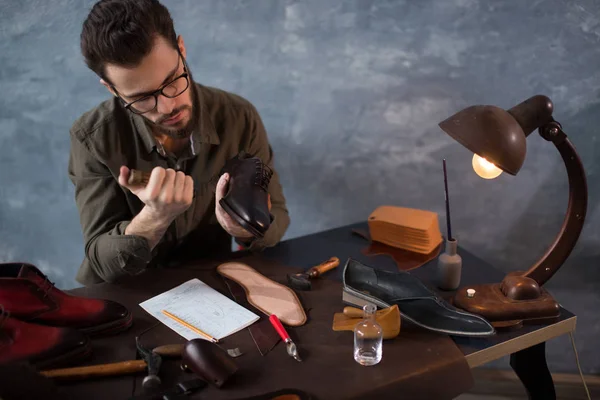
{"left": 453, "top": 274, "right": 560, "bottom": 329}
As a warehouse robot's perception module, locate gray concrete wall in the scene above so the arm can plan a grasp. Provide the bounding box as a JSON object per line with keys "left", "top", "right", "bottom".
{"left": 1, "top": 0, "right": 598, "bottom": 374}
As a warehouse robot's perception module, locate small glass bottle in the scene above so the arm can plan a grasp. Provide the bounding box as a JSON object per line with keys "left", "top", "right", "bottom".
{"left": 353, "top": 304, "right": 383, "bottom": 366}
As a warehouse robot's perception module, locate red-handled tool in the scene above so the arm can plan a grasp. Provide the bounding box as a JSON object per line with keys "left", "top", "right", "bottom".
{"left": 269, "top": 314, "right": 302, "bottom": 362}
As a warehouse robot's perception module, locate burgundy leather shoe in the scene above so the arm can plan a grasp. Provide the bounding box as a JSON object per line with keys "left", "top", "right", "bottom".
{"left": 219, "top": 152, "right": 274, "bottom": 238}
{"left": 0, "top": 309, "right": 91, "bottom": 369}
{"left": 0, "top": 263, "right": 133, "bottom": 336}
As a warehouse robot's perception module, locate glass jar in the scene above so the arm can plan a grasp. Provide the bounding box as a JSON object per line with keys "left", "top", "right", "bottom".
{"left": 353, "top": 304, "right": 383, "bottom": 366}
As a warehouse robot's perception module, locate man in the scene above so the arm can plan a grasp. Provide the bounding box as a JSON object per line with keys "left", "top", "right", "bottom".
{"left": 69, "top": 0, "right": 290, "bottom": 285}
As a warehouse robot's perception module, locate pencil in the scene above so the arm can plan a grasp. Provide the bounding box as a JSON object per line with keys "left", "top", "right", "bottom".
{"left": 161, "top": 310, "right": 219, "bottom": 343}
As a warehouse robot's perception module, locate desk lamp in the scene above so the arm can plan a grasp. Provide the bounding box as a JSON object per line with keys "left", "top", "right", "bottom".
{"left": 438, "top": 95, "right": 588, "bottom": 324}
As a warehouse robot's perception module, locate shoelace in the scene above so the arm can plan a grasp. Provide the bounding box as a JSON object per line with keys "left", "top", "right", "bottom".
{"left": 254, "top": 159, "right": 273, "bottom": 191}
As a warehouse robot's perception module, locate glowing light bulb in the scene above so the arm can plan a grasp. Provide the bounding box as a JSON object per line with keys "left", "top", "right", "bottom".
{"left": 472, "top": 154, "right": 503, "bottom": 179}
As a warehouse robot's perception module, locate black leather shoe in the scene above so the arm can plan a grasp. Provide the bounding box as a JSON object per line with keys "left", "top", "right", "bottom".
{"left": 342, "top": 258, "right": 495, "bottom": 337}
{"left": 219, "top": 153, "right": 273, "bottom": 238}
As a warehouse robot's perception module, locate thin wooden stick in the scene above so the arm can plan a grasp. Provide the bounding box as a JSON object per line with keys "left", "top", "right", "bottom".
{"left": 443, "top": 159, "right": 453, "bottom": 241}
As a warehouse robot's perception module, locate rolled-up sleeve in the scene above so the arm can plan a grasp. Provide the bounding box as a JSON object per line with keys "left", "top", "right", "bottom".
{"left": 242, "top": 104, "right": 290, "bottom": 250}
{"left": 68, "top": 131, "right": 152, "bottom": 285}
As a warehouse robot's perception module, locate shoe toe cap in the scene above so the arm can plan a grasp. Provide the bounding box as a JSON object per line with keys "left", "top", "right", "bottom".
{"left": 100, "top": 300, "right": 131, "bottom": 324}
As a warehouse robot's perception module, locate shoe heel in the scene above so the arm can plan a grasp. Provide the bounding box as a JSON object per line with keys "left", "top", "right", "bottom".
{"left": 342, "top": 290, "right": 378, "bottom": 309}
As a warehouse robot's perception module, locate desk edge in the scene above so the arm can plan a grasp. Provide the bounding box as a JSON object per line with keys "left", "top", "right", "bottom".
{"left": 466, "top": 315, "right": 577, "bottom": 368}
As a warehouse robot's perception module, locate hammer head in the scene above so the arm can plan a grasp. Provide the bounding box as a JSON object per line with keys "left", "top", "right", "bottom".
{"left": 287, "top": 273, "right": 311, "bottom": 291}
{"left": 136, "top": 337, "right": 162, "bottom": 389}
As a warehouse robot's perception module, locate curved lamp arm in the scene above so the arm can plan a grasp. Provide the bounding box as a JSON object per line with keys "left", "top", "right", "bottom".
{"left": 522, "top": 121, "right": 588, "bottom": 285}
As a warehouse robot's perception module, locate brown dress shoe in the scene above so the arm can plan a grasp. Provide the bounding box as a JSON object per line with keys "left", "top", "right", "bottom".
{"left": 0, "top": 308, "right": 91, "bottom": 369}
{"left": 219, "top": 152, "right": 274, "bottom": 238}
{"left": 0, "top": 263, "right": 133, "bottom": 336}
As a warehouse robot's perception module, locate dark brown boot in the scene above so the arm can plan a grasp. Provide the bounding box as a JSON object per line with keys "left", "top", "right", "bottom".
{"left": 219, "top": 153, "right": 274, "bottom": 238}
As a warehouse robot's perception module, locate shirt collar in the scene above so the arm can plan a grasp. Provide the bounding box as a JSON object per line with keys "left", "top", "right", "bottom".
{"left": 132, "top": 81, "right": 220, "bottom": 155}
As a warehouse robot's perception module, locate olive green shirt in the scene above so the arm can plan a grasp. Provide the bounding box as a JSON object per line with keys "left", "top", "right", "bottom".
{"left": 68, "top": 82, "right": 290, "bottom": 286}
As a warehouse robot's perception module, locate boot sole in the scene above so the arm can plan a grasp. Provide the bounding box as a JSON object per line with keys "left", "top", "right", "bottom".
{"left": 219, "top": 199, "right": 266, "bottom": 238}
{"left": 342, "top": 288, "right": 389, "bottom": 309}
{"left": 78, "top": 310, "right": 133, "bottom": 337}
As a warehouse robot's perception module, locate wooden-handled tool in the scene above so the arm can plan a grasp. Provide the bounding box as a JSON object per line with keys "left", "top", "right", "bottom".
{"left": 40, "top": 343, "right": 184, "bottom": 381}
{"left": 306, "top": 257, "right": 340, "bottom": 279}
{"left": 126, "top": 169, "right": 197, "bottom": 198}
{"left": 286, "top": 257, "right": 340, "bottom": 291}
{"left": 127, "top": 169, "right": 150, "bottom": 186}
{"left": 41, "top": 359, "right": 148, "bottom": 380}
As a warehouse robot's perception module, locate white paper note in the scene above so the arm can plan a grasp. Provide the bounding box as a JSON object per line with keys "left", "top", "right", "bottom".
{"left": 139, "top": 278, "right": 259, "bottom": 341}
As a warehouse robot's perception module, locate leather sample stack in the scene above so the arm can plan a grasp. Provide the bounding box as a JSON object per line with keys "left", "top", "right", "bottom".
{"left": 368, "top": 206, "right": 443, "bottom": 254}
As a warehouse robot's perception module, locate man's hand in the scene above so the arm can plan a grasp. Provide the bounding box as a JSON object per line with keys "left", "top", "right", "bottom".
{"left": 215, "top": 173, "right": 271, "bottom": 239}
{"left": 119, "top": 166, "right": 194, "bottom": 223}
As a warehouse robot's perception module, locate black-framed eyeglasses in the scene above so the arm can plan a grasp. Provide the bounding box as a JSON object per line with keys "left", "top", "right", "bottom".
{"left": 112, "top": 52, "right": 190, "bottom": 115}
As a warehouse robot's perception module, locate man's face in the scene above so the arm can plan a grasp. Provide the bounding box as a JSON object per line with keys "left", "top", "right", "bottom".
{"left": 103, "top": 36, "right": 194, "bottom": 139}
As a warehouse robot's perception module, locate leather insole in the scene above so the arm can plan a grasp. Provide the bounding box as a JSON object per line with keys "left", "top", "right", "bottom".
{"left": 217, "top": 262, "right": 307, "bottom": 326}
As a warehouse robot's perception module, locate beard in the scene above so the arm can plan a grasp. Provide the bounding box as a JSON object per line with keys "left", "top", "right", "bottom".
{"left": 141, "top": 65, "right": 199, "bottom": 140}
{"left": 145, "top": 105, "right": 195, "bottom": 139}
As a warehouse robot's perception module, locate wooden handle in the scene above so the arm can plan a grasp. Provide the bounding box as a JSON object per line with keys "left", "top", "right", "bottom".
{"left": 41, "top": 359, "right": 148, "bottom": 380}
{"left": 343, "top": 306, "right": 390, "bottom": 318}
{"left": 128, "top": 169, "right": 151, "bottom": 186}
{"left": 153, "top": 343, "right": 184, "bottom": 358}
{"left": 342, "top": 306, "right": 364, "bottom": 318}
{"left": 307, "top": 257, "right": 340, "bottom": 278}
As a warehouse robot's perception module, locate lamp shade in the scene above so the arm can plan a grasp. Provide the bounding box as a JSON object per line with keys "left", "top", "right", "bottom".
{"left": 438, "top": 95, "right": 554, "bottom": 176}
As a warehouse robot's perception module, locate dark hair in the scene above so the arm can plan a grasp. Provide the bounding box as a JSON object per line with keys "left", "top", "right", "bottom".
{"left": 81, "top": 0, "right": 178, "bottom": 81}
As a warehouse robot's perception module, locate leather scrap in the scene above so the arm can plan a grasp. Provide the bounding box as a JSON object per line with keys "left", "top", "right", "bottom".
{"left": 222, "top": 277, "right": 281, "bottom": 356}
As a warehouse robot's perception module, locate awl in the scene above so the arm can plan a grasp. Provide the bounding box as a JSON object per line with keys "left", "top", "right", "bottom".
{"left": 269, "top": 314, "right": 301, "bottom": 362}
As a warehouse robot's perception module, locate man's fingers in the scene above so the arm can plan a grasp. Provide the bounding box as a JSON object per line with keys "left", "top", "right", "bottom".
{"left": 118, "top": 166, "right": 131, "bottom": 188}
{"left": 159, "top": 168, "right": 177, "bottom": 203}
{"left": 268, "top": 194, "right": 271, "bottom": 211}
{"left": 145, "top": 167, "right": 167, "bottom": 200}
{"left": 173, "top": 171, "right": 186, "bottom": 202}
{"left": 183, "top": 176, "right": 194, "bottom": 203}
{"left": 215, "top": 173, "right": 229, "bottom": 202}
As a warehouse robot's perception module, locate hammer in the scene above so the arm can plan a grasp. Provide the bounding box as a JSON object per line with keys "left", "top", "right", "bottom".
{"left": 40, "top": 341, "right": 184, "bottom": 384}
{"left": 287, "top": 257, "right": 340, "bottom": 290}
{"left": 136, "top": 337, "right": 162, "bottom": 389}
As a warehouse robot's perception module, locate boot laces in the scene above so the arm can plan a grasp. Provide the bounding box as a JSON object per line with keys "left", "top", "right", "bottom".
{"left": 253, "top": 159, "right": 273, "bottom": 191}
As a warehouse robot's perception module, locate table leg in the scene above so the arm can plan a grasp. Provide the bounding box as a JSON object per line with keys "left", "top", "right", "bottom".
{"left": 510, "top": 341, "right": 556, "bottom": 400}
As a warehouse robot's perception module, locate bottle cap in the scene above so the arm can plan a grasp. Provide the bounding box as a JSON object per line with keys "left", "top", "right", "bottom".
{"left": 466, "top": 288, "right": 476, "bottom": 298}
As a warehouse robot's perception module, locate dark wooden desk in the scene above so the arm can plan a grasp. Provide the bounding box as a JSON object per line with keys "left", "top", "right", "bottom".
{"left": 61, "top": 222, "right": 574, "bottom": 400}
{"left": 259, "top": 222, "right": 576, "bottom": 399}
